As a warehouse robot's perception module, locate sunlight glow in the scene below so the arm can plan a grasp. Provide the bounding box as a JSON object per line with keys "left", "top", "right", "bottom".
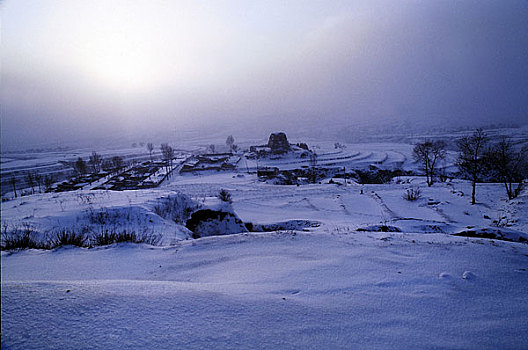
{"left": 76, "top": 7, "right": 159, "bottom": 93}
{"left": 70, "top": 2, "right": 232, "bottom": 94}
{"left": 84, "top": 37, "right": 154, "bottom": 92}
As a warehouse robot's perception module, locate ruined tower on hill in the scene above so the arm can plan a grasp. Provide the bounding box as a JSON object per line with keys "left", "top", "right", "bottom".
{"left": 267, "top": 132, "right": 291, "bottom": 154}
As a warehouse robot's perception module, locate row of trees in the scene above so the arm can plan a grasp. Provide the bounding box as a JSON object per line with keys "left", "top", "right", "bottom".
{"left": 72, "top": 143, "right": 177, "bottom": 179}
{"left": 458, "top": 131, "right": 527, "bottom": 202}
{"left": 146, "top": 142, "right": 174, "bottom": 163}
{"left": 146, "top": 136, "right": 237, "bottom": 166}
{"left": 10, "top": 172, "right": 56, "bottom": 198}
{"left": 204, "top": 136, "right": 239, "bottom": 154}
{"left": 413, "top": 129, "right": 527, "bottom": 203}
{"left": 73, "top": 152, "right": 124, "bottom": 176}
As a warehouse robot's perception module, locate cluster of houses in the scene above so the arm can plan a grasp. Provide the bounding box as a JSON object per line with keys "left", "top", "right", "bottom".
{"left": 180, "top": 153, "right": 241, "bottom": 173}
{"left": 52, "top": 160, "right": 173, "bottom": 192}
{"left": 53, "top": 172, "right": 110, "bottom": 192}
{"left": 93, "top": 161, "right": 169, "bottom": 191}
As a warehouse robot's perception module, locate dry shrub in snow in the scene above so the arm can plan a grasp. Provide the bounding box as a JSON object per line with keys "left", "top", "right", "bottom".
{"left": 1, "top": 224, "right": 44, "bottom": 250}
{"left": 52, "top": 229, "right": 89, "bottom": 248}
{"left": 217, "top": 189, "right": 233, "bottom": 204}
{"left": 1, "top": 224, "right": 161, "bottom": 250}
{"left": 92, "top": 229, "right": 160, "bottom": 246}
{"left": 153, "top": 193, "right": 199, "bottom": 224}
{"left": 404, "top": 187, "right": 421, "bottom": 201}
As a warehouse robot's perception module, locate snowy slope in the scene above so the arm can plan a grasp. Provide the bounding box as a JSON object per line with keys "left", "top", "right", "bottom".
{"left": 0, "top": 189, "right": 194, "bottom": 245}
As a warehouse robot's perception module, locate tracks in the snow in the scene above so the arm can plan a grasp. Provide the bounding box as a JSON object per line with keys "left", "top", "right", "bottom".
{"left": 368, "top": 191, "right": 401, "bottom": 221}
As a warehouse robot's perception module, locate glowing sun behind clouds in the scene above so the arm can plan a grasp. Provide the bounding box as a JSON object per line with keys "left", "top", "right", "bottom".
{"left": 81, "top": 28, "right": 155, "bottom": 92}
{"left": 65, "top": 1, "right": 232, "bottom": 94}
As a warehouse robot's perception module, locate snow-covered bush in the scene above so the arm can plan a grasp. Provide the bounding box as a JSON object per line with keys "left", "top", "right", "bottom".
{"left": 153, "top": 193, "right": 200, "bottom": 224}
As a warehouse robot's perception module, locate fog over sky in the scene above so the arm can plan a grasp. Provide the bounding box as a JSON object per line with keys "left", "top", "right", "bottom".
{"left": 1, "top": 0, "right": 527, "bottom": 148}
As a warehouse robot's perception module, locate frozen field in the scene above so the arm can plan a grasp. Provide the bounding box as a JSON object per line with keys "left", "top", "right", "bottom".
{"left": 2, "top": 140, "right": 528, "bottom": 349}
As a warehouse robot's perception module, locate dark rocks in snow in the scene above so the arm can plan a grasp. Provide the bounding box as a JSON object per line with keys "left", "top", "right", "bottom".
{"left": 357, "top": 225, "right": 402, "bottom": 232}
{"left": 354, "top": 169, "right": 413, "bottom": 184}
{"left": 247, "top": 219, "right": 321, "bottom": 232}
{"left": 258, "top": 167, "right": 330, "bottom": 185}
{"left": 462, "top": 271, "right": 476, "bottom": 280}
{"left": 296, "top": 143, "right": 309, "bottom": 151}
{"left": 257, "top": 167, "right": 280, "bottom": 178}
{"left": 186, "top": 209, "right": 247, "bottom": 239}
{"left": 267, "top": 132, "right": 291, "bottom": 154}
{"left": 453, "top": 227, "right": 527, "bottom": 243}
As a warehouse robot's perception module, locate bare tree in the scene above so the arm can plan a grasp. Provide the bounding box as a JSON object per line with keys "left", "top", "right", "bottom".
{"left": 456, "top": 129, "right": 488, "bottom": 204}
{"left": 413, "top": 140, "right": 447, "bottom": 186}
{"left": 167, "top": 147, "right": 175, "bottom": 169}
{"left": 111, "top": 156, "right": 124, "bottom": 173}
{"left": 25, "top": 172, "right": 35, "bottom": 194}
{"left": 226, "top": 135, "right": 235, "bottom": 151}
{"left": 74, "top": 157, "right": 88, "bottom": 175}
{"left": 89, "top": 152, "right": 103, "bottom": 174}
{"left": 147, "top": 142, "right": 154, "bottom": 161}
{"left": 309, "top": 152, "right": 318, "bottom": 183}
{"left": 10, "top": 175, "right": 17, "bottom": 198}
{"left": 160, "top": 143, "right": 175, "bottom": 173}
{"left": 485, "top": 137, "right": 527, "bottom": 200}
{"left": 34, "top": 172, "right": 43, "bottom": 193}
{"left": 102, "top": 159, "right": 113, "bottom": 173}
{"left": 44, "top": 175, "right": 55, "bottom": 192}
{"left": 309, "top": 152, "right": 318, "bottom": 167}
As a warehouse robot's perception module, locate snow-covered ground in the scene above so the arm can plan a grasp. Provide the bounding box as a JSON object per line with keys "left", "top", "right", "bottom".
{"left": 2, "top": 139, "right": 528, "bottom": 349}
{"left": 2, "top": 233, "right": 528, "bottom": 349}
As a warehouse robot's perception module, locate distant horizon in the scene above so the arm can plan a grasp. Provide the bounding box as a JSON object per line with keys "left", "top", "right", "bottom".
{"left": 2, "top": 0, "right": 527, "bottom": 149}
{"left": 1, "top": 116, "right": 525, "bottom": 154}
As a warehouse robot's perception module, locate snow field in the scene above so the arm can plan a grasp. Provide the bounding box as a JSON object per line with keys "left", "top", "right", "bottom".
{"left": 2, "top": 232, "right": 528, "bottom": 349}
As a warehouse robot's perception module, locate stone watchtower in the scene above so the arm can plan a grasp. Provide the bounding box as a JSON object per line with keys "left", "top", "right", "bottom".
{"left": 267, "top": 132, "right": 291, "bottom": 154}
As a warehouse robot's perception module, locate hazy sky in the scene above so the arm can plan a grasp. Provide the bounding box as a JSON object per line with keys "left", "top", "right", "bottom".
{"left": 1, "top": 0, "right": 527, "bottom": 147}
